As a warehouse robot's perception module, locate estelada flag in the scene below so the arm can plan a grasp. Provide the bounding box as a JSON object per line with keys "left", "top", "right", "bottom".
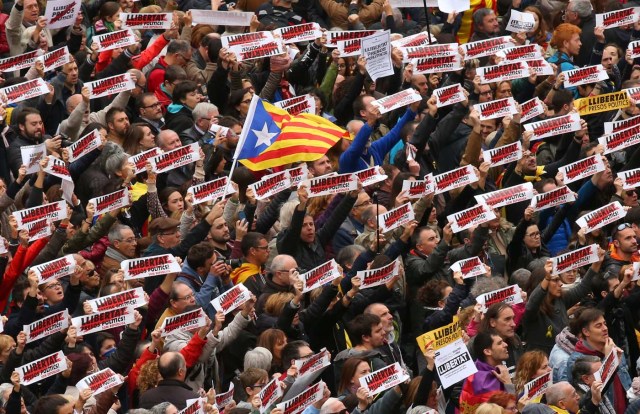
{"left": 235, "top": 96, "right": 348, "bottom": 171}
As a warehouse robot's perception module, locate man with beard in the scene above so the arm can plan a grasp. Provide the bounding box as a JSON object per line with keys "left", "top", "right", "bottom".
{"left": 7, "top": 108, "right": 57, "bottom": 178}
{"left": 207, "top": 216, "right": 233, "bottom": 259}
{"left": 105, "top": 107, "right": 130, "bottom": 146}
{"left": 602, "top": 224, "right": 639, "bottom": 277}
{"left": 136, "top": 93, "right": 165, "bottom": 135}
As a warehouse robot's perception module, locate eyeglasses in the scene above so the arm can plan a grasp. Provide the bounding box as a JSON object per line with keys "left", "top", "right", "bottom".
{"left": 479, "top": 90, "right": 493, "bottom": 96}
{"left": 177, "top": 293, "right": 195, "bottom": 301}
{"left": 135, "top": 83, "right": 146, "bottom": 89}
{"left": 354, "top": 199, "right": 373, "bottom": 208}
{"left": 625, "top": 191, "right": 637, "bottom": 196}
{"left": 525, "top": 231, "right": 541, "bottom": 238}
{"left": 86, "top": 269, "right": 96, "bottom": 277}
{"left": 45, "top": 282, "right": 62, "bottom": 290}
{"left": 177, "top": 53, "right": 191, "bottom": 62}
{"left": 254, "top": 245, "right": 270, "bottom": 250}
{"left": 143, "top": 102, "right": 162, "bottom": 109}
{"left": 121, "top": 237, "right": 137, "bottom": 243}
{"left": 616, "top": 223, "right": 632, "bottom": 231}
{"left": 249, "top": 383, "right": 266, "bottom": 389}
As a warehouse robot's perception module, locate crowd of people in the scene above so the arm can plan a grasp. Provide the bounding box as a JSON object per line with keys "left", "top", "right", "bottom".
{"left": 0, "top": 0, "right": 639, "bottom": 413}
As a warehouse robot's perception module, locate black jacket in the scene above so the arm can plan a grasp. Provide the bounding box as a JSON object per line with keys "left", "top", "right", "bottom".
{"left": 139, "top": 379, "right": 199, "bottom": 410}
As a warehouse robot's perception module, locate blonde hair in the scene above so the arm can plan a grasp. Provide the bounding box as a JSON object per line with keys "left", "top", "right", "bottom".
{"left": 264, "top": 292, "right": 295, "bottom": 316}
{"left": 138, "top": 5, "right": 161, "bottom": 12}
{"left": 475, "top": 403, "right": 504, "bottom": 414}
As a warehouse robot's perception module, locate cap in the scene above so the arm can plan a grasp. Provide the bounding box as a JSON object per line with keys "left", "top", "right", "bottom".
{"left": 149, "top": 217, "right": 180, "bottom": 236}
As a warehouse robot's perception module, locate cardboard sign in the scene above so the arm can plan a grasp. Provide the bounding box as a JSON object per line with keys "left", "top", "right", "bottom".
{"left": 87, "top": 287, "right": 147, "bottom": 313}
{"left": 274, "top": 23, "right": 322, "bottom": 44}
{"left": 604, "top": 114, "right": 640, "bottom": 134}
{"left": 523, "top": 372, "right": 552, "bottom": 400}
{"left": 505, "top": 9, "right": 536, "bottom": 32}
{"left": 630, "top": 40, "right": 640, "bottom": 59}
{"left": 521, "top": 97, "right": 545, "bottom": 122}
{"left": 45, "top": 0, "right": 81, "bottom": 29}
{"left": 300, "top": 259, "right": 341, "bottom": 293}
{"left": 216, "top": 382, "right": 235, "bottom": 409}
{"left": 434, "top": 83, "right": 466, "bottom": 108}
{"left": 594, "top": 348, "right": 619, "bottom": 386}
{"left": 411, "top": 54, "right": 463, "bottom": 74}
{"left": 25, "top": 218, "right": 52, "bottom": 242}
{"left": 559, "top": 155, "right": 605, "bottom": 184}
{"left": 361, "top": 31, "right": 394, "bottom": 82}
{"left": 68, "top": 129, "right": 101, "bottom": 162}
{"left": 378, "top": 202, "right": 414, "bottom": 233}
{"left": 391, "top": 31, "right": 438, "bottom": 49}
{"left": 530, "top": 186, "right": 576, "bottom": 211}
{"left": 355, "top": 166, "right": 388, "bottom": 187}
{"left": 0, "top": 237, "right": 6, "bottom": 255}
{"left": 236, "top": 38, "right": 285, "bottom": 62}
{"left": 371, "top": 88, "right": 421, "bottom": 114}
{"left": 357, "top": 258, "right": 399, "bottom": 289}
{"left": 37, "top": 47, "right": 71, "bottom": 72}
{"left": 300, "top": 173, "right": 357, "bottom": 197}
{"left": 498, "top": 44, "right": 542, "bottom": 63}
{"left": 276, "top": 382, "right": 325, "bottom": 414}
{"left": 575, "top": 91, "right": 630, "bottom": 116}
{"left": 450, "top": 256, "right": 486, "bottom": 278}
{"left": 150, "top": 143, "right": 201, "bottom": 174}
{"left": 461, "top": 36, "right": 514, "bottom": 60}
{"left": 525, "top": 58, "right": 555, "bottom": 76}
{"left": 211, "top": 283, "right": 252, "bottom": 315}
{"left": 0, "top": 78, "right": 50, "bottom": 104}
{"left": 120, "top": 12, "right": 173, "bottom": 29}
{"left": 359, "top": 362, "right": 410, "bottom": 395}
{"left": 188, "top": 177, "right": 233, "bottom": 205}
{"left": 43, "top": 156, "right": 71, "bottom": 181}
{"left": 619, "top": 168, "right": 640, "bottom": 190}
{"left": 88, "top": 188, "right": 131, "bottom": 216}
{"left": 438, "top": 0, "right": 470, "bottom": 13}
{"left": 129, "top": 147, "right": 161, "bottom": 175}
{"left": 524, "top": 113, "right": 582, "bottom": 141}
{"left": 391, "top": 0, "right": 438, "bottom": 8}
{"left": 161, "top": 308, "right": 207, "bottom": 337}
{"left": 447, "top": 204, "right": 497, "bottom": 233}
{"left": 551, "top": 244, "right": 599, "bottom": 275}
{"left": 325, "top": 30, "right": 378, "bottom": 47}
{"left": 72, "top": 307, "right": 135, "bottom": 336}
{"left": 598, "top": 124, "right": 640, "bottom": 154}
{"left": 122, "top": 254, "right": 181, "bottom": 280}
{"left": 274, "top": 94, "right": 316, "bottom": 115}
{"left": 478, "top": 61, "right": 529, "bottom": 84}
{"left": 286, "top": 164, "right": 308, "bottom": 187}
{"left": 16, "top": 351, "right": 67, "bottom": 385}
{"left": 190, "top": 10, "right": 254, "bottom": 26}
{"left": 336, "top": 38, "right": 362, "bottom": 57}
{"left": 92, "top": 29, "right": 137, "bottom": 52}
{"left": 24, "top": 310, "right": 69, "bottom": 343}
{"left": 401, "top": 179, "right": 433, "bottom": 199}
{"left": 258, "top": 378, "right": 283, "bottom": 414}
{"left": 222, "top": 31, "right": 274, "bottom": 50}
{"left": 295, "top": 348, "right": 332, "bottom": 378}
{"left": 76, "top": 368, "right": 123, "bottom": 395}
{"left": 86, "top": 73, "right": 136, "bottom": 99}
{"left": 13, "top": 201, "right": 67, "bottom": 229}
{"left": 180, "top": 399, "right": 206, "bottom": 414}
{"left": 475, "top": 183, "right": 534, "bottom": 208}
{"left": 434, "top": 165, "right": 479, "bottom": 195}
{"left": 474, "top": 97, "right": 519, "bottom": 121}
{"left": 0, "top": 50, "right": 41, "bottom": 73}
{"left": 21, "top": 143, "right": 46, "bottom": 174}
{"left": 482, "top": 141, "right": 522, "bottom": 167}
{"left": 32, "top": 254, "right": 76, "bottom": 285}
{"left": 477, "top": 285, "right": 523, "bottom": 312}
{"left": 563, "top": 65, "right": 609, "bottom": 88}
{"left": 576, "top": 201, "right": 627, "bottom": 233}
{"left": 401, "top": 43, "right": 457, "bottom": 62}
{"left": 250, "top": 171, "right": 291, "bottom": 201}
{"left": 626, "top": 86, "right": 640, "bottom": 101}
{"left": 596, "top": 7, "right": 640, "bottom": 29}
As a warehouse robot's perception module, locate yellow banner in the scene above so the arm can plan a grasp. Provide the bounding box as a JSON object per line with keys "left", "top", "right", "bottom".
{"left": 575, "top": 91, "right": 631, "bottom": 116}
{"left": 416, "top": 317, "right": 462, "bottom": 352}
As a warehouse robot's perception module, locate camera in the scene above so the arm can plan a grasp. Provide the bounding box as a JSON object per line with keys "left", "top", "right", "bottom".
{"left": 219, "top": 258, "right": 243, "bottom": 269}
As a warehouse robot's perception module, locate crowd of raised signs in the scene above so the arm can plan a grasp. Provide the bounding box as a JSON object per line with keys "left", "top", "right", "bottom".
{"left": 2, "top": 0, "right": 640, "bottom": 413}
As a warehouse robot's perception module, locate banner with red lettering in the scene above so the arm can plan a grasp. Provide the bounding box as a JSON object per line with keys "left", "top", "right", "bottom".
{"left": 72, "top": 307, "right": 135, "bottom": 336}
{"left": 274, "top": 94, "right": 316, "bottom": 116}
{"left": 16, "top": 351, "right": 67, "bottom": 385}
{"left": 76, "top": 368, "right": 123, "bottom": 394}
{"left": 25, "top": 218, "right": 52, "bottom": 242}
{"left": 273, "top": 23, "right": 322, "bottom": 44}
{"left": 619, "top": 168, "right": 640, "bottom": 190}
{"left": 434, "top": 165, "right": 479, "bottom": 195}
{"left": 150, "top": 143, "right": 201, "bottom": 174}
{"left": 300, "top": 173, "right": 358, "bottom": 197}
{"left": 88, "top": 188, "right": 131, "bottom": 216}
{"left": 325, "top": 30, "right": 378, "bottom": 47}
{"left": 604, "top": 114, "right": 640, "bottom": 134}
{"left": 13, "top": 200, "right": 67, "bottom": 229}
{"left": 563, "top": 65, "right": 608, "bottom": 88}
{"left": 120, "top": 12, "right": 173, "bottom": 29}
{"left": 235, "top": 38, "right": 286, "bottom": 62}
{"left": 24, "top": 310, "right": 69, "bottom": 343}
{"left": 43, "top": 156, "right": 71, "bottom": 182}
{"left": 475, "top": 182, "right": 534, "bottom": 208}
{"left": 401, "top": 178, "right": 434, "bottom": 199}
{"left": 294, "top": 348, "right": 332, "bottom": 379}
{"left": 391, "top": 31, "right": 437, "bottom": 49}
{"left": 450, "top": 256, "right": 487, "bottom": 278}
{"left": 400, "top": 43, "right": 457, "bottom": 62}
{"left": 476, "top": 285, "right": 523, "bottom": 313}
{"left": 86, "top": 73, "right": 136, "bottom": 99}
{"left": 161, "top": 308, "right": 207, "bottom": 337}
{"left": 523, "top": 113, "right": 582, "bottom": 141}
{"left": 475, "top": 97, "right": 519, "bottom": 121}
{"left": 378, "top": 202, "right": 414, "bottom": 233}
{"left": 37, "top": 47, "right": 71, "bottom": 72}
{"left": 258, "top": 378, "right": 283, "bottom": 414}
{"left": 630, "top": 40, "right": 640, "bottom": 59}
{"left": 411, "top": 54, "right": 463, "bottom": 74}
{"left": 129, "top": 147, "right": 161, "bottom": 174}
{"left": 337, "top": 38, "right": 363, "bottom": 57}
{"left": 371, "top": 89, "right": 422, "bottom": 114}
{"left": 598, "top": 123, "right": 640, "bottom": 154}
{"left": 594, "top": 348, "right": 619, "bottom": 386}
{"left": 190, "top": 10, "right": 254, "bottom": 26}
{"left": 222, "top": 31, "right": 274, "bottom": 50}
{"left": 0, "top": 49, "right": 41, "bottom": 73}
{"left": 68, "top": 129, "right": 102, "bottom": 162}
{"left": 44, "top": 0, "right": 81, "bottom": 29}
{"left": 434, "top": 83, "right": 466, "bottom": 108}
{"left": 359, "top": 362, "right": 410, "bottom": 395}
{"left": 460, "top": 36, "right": 514, "bottom": 60}
{"left": 21, "top": 143, "right": 46, "bottom": 174}
{"left": 497, "top": 44, "right": 542, "bottom": 63}
{"left": 250, "top": 170, "right": 292, "bottom": 200}
{"left": 87, "top": 287, "right": 147, "bottom": 313}
{"left": 122, "top": 254, "right": 181, "bottom": 280}
{"left": 477, "top": 62, "right": 529, "bottom": 84}
{"left": 188, "top": 176, "right": 234, "bottom": 205}
{"left": 551, "top": 244, "right": 599, "bottom": 275}
{"left": 286, "top": 164, "right": 308, "bottom": 187}
{"left": 301, "top": 259, "right": 341, "bottom": 293}
{"left": 525, "top": 59, "right": 555, "bottom": 76}
{"left": 357, "top": 258, "right": 399, "bottom": 289}
{"left": 447, "top": 204, "right": 497, "bottom": 233}
{"left": 180, "top": 398, "right": 206, "bottom": 414}
{"left": 505, "top": 9, "right": 536, "bottom": 32}
{"left": 576, "top": 201, "right": 627, "bottom": 233}
{"left": 523, "top": 371, "right": 552, "bottom": 400}
{"left": 211, "top": 283, "right": 252, "bottom": 315}
{"left": 559, "top": 155, "right": 605, "bottom": 184}
{"left": 276, "top": 382, "right": 325, "bottom": 414}
{"left": 482, "top": 141, "right": 522, "bottom": 167}
{"left": 520, "top": 97, "right": 545, "bottom": 122}
{"left": 33, "top": 254, "right": 77, "bottom": 285}
{"left": 530, "top": 186, "right": 576, "bottom": 211}
{"left": 216, "top": 382, "right": 235, "bottom": 409}
{"left": 0, "top": 78, "right": 50, "bottom": 104}
{"left": 92, "top": 29, "right": 137, "bottom": 52}
{"left": 355, "top": 166, "right": 388, "bottom": 187}
{"left": 596, "top": 8, "right": 640, "bottom": 29}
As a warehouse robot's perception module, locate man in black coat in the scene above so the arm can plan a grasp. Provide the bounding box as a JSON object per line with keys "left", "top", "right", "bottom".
{"left": 139, "top": 352, "right": 199, "bottom": 410}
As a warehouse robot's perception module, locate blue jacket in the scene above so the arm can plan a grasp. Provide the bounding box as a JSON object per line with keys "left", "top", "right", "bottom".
{"left": 176, "top": 260, "right": 233, "bottom": 318}
{"left": 547, "top": 51, "right": 579, "bottom": 98}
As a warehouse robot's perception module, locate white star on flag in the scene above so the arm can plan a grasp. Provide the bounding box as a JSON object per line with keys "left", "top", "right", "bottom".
{"left": 252, "top": 122, "right": 278, "bottom": 148}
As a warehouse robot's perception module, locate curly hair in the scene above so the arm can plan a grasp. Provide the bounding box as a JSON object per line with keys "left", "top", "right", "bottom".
{"left": 514, "top": 350, "right": 549, "bottom": 394}
{"left": 137, "top": 359, "right": 160, "bottom": 394}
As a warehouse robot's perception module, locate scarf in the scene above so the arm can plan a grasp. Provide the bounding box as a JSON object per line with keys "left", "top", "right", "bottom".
{"left": 106, "top": 246, "right": 129, "bottom": 263}
{"left": 577, "top": 383, "right": 615, "bottom": 414}
{"left": 230, "top": 262, "right": 263, "bottom": 285}
{"left": 555, "top": 327, "right": 578, "bottom": 354}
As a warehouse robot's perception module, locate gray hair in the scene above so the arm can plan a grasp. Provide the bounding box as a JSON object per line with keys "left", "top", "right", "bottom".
{"left": 192, "top": 102, "right": 218, "bottom": 122}
{"left": 472, "top": 8, "right": 495, "bottom": 28}
{"left": 269, "top": 254, "right": 295, "bottom": 274}
{"left": 279, "top": 200, "right": 299, "bottom": 229}
{"left": 545, "top": 382, "right": 575, "bottom": 406}
{"left": 108, "top": 223, "right": 132, "bottom": 243}
{"left": 150, "top": 402, "right": 177, "bottom": 414}
{"left": 346, "top": 119, "right": 364, "bottom": 136}
{"left": 320, "top": 398, "right": 344, "bottom": 414}
{"left": 244, "top": 347, "right": 273, "bottom": 371}
{"left": 0, "top": 383, "right": 12, "bottom": 405}
{"left": 105, "top": 150, "right": 130, "bottom": 177}
{"left": 568, "top": 0, "right": 592, "bottom": 18}
{"left": 571, "top": 355, "right": 600, "bottom": 387}
{"left": 128, "top": 410, "right": 152, "bottom": 414}
{"left": 167, "top": 39, "right": 191, "bottom": 55}
{"left": 155, "top": 130, "right": 178, "bottom": 148}
{"left": 471, "top": 276, "right": 507, "bottom": 299}
{"left": 510, "top": 268, "right": 531, "bottom": 289}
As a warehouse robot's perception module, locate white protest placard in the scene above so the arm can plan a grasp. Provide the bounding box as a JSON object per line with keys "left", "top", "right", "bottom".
{"left": 76, "top": 368, "right": 123, "bottom": 395}
{"left": 402, "top": 179, "right": 433, "bottom": 199}
{"left": 37, "top": 47, "right": 71, "bottom": 72}
{"left": 88, "top": 188, "right": 131, "bottom": 216}
{"left": 190, "top": 9, "right": 254, "bottom": 26}
{"left": 129, "top": 147, "right": 161, "bottom": 175}
{"left": 13, "top": 200, "right": 67, "bottom": 229}
{"left": 180, "top": 399, "right": 206, "bottom": 414}
{"left": 392, "top": 31, "right": 437, "bottom": 49}
{"left": 259, "top": 378, "right": 283, "bottom": 414}
{"left": 505, "top": 10, "right": 536, "bottom": 32}
{"left": 434, "top": 84, "right": 466, "bottom": 108}
{"left": 188, "top": 177, "right": 233, "bottom": 205}
{"left": 92, "top": 29, "right": 137, "bottom": 52}
{"left": 526, "top": 59, "right": 555, "bottom": 76}
{"left": 475, "top": 97, "right": 519, "bottom": 121}
{"left": 274, "top": 94, "right": 316, "bottom": 116}
{"left": 576, "top": 202, "right": 627, "bottom": 234}
{"left": 325, "top": 30, "right": 378, "bottom": 47}
{"left": 559, "top": 155, "right": 605, "bottom": 184}
{"left": 300, "top": 173, "right": 358, "bottom": 197}
{"left": 32, "top": 255, "right": 77, "bottom": 285}
{"left": 434, "top": 165, "right": 479, "bottom": 195}
{"left": 236, "top": 38, "right": 285, "bottom": 62}
{"left": 461, "top": 36, "right": 514, "bottom": 60}
{"left": 68, "top": 129, "right": 102, "bottom": 162}
{"left": 85, "top": 73, "right": 136, "bottom": 99}
{"left": 45, "top": 0, "right": 81, "bottom": 29}
{"left": 604, "top": 114, "right": 640, "bottom": 134}
{"left": 530, "top": 186, "right": 576, "bottom": 211}
{"left": 447, "top": 204, "right": 497, "bottom": 233}
{"left": 633, "top": 262, "right": 640, "bottom": 282}
{"left": 72, "top": 307, "right": 136, "bottom": 336}
{"left": 355, "top": 166, "right": 388, "bottom": 187}
{"left": 0, "top": 50, "right": 41, "bottom": 73}
{"left": 161, "top": 308, "right": 207, "bottom": 337}
{"left": 294, "top": 349, "right": 332, "bottom": 379}
{"left": 287, "top": 164, "right": 308, "bottom": 187}
{"left": 438, "top": 0, "right": 470, "bottom": 12}
{"left": 274, "top": 23, "right": 322, "bottom": 44}
{"left": 0, "top": 78, "right": 50, "bottom": 105}
{"left": 357, "top": 258, "right": 399, "bottom": 289}
{"left": 300, "top": 260, "right": 341, "bottom": 293}
{"left": 551, "top": 244, "right": 599, "bottom": 275}
{"left": 450, "top": 256, "right": 487, "bottom": 278}
{"left": 391, "top": 0, "right": 437, "bottom": 7}
{"left": 87, "top": 287, "right": 147, "bottom": 313}
{"left": 24, "top": 310, "right": 69, "bottom": 343}
{"left": 150, "top": 143, "right": 201, "bottom": 174}
{"left": 211, "top": 283, "right": 252, "bottom": 315}
{"left": 564, "top": 65, "right": 609, "bottom": 88}
{"left": 120, "top": 13, "right": 173, "bottom": 29}
{"left": 598, "top": 124, "right": 640, "bottom": 154}
{"left": 250, "top": 170, "right": 291, "bottom": 201}
{"left": 216, "top": 383, "right": 235, "bottom": 409}
{"left": 222, "top": 31, "right": 274, "bottom": 50}
{"left": 476, "top": 285, "right": 523, "bottom": 312}
{"left": 594, "top": 348, "right": 619, "bottom": 385}
{"left": 378, "top": 202, "right": 414, "bottom": 233}
{"left": 371, "top": 88, "right": 421, "bottom": 114}
{"left": 596, "top": 8, "right": 640, "bottom": 29}
{"left": 276, "top": 382, "right": 325, "bottom": 414}
{"left": 25, "top": 219, "right": 52, "bottom": 242}
{"left": 0, "top": 237, "right": 6, "bottom": 255}
{"left": 524, "top": 113, "right": 582, "bottom": 141}
{"left": 16, "top": 351, "right": 67, "bottom": 385}
{"left": 499, "top": 44, "right": 543, "bottom": 62}
{"left": 520, "top": 97, "right": 545, "bottom": 122}
{"left": 360, "top": 362, "right": 410, "bottom": 395}
{"left": 122, "top": 254, "right": 181, "bottom": 280}
{"left": 21, "top": 143, "right": 46, "bottom": 174}
{"left": 475, "top": 182, "right": 534, "bottom": 209}
{"left": 626, "top": 86, "right": 640, "bottom": 102}
{"left": 361, "top": 31, "right": 394, "bottom": 82}
{"left": 523, "top": 372, "right": 553, "bottom": 400}
{"left": 477, "top": 62, "right": 529, "bottom": 84}
{"left": 630, "top": 40, "right": 640, "bottom": 59}
{"left": 401, "top": 43, "right": 457, "bottom": 62}
{"left": 43, "top": 156, "right": 71, "bottom": 182}
{"left": 619, "top": 168, "right": 640, "bottom": 190}
{"left": 412, "top": 54, "right": 463, "bottom": 74}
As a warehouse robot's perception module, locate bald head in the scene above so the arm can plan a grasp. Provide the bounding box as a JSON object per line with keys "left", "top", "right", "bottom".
{"left": 156, "top": 130, "right": 181, "bottom": 151}
{"left": 158, "top": 352, "right": 186, "bottom": 380}
{"left": 320, "top": 398, "right": 346, "bottom": 414}
{"left": 66, "top": 94, "right": 83, "bottom": 114}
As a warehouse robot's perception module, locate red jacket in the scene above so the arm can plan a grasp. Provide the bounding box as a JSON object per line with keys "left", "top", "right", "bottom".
{"left": 95, "top": 34, "right": 170, "bottom": 75}
{"left": 0, "top": 238, "right": 48, "bottom": 312}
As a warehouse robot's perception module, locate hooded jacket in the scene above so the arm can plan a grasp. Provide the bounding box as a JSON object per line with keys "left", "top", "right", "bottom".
{"left": 165, "top": 103, "right": 195, "bottom": 134}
